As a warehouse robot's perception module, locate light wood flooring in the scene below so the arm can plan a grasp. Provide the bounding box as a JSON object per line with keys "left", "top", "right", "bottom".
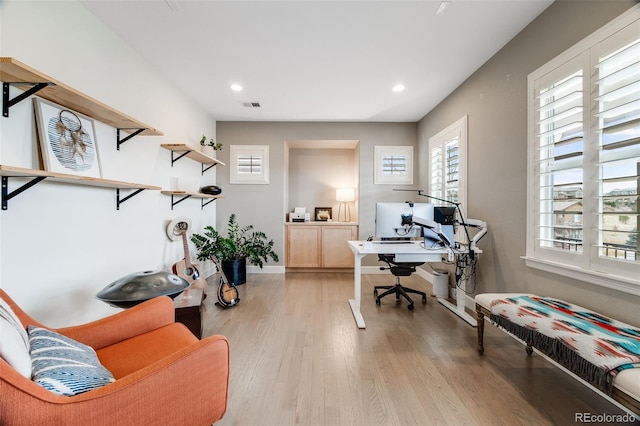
{"left": 201, "top": 272, "right": 634, "bottom": 426}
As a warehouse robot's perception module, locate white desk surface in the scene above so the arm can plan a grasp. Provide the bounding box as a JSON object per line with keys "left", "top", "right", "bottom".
{"left": 348, "top": 240, "right": 448, "bottom": 260}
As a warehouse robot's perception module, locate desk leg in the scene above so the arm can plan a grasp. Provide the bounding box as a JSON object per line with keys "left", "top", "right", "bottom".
{"left": 348, "top": 253, "right": 366, "bottom": 329}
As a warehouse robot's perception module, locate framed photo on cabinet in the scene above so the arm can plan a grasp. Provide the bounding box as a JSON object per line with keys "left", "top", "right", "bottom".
{"left": 33, "top": 98, "right": 102, "bottom": 178}
{"left": 314, "top": 207, "right": 332, "bottom": 221}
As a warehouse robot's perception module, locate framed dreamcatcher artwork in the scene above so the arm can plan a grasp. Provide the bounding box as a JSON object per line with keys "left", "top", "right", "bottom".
{"left": 33, "top": 98, "right": 102, "bottom": 178}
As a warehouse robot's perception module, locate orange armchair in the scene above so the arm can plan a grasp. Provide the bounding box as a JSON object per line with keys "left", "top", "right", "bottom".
{"left": 0, "top": 289, "right": 229, "bottom": 425}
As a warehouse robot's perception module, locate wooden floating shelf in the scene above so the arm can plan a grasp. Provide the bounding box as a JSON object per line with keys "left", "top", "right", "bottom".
{"left": 0, "top": 57, "right": 162, "bottom": 136}
{"left": 0, "top": 165, "right": 160, "bottom": 190}
{"left": 161, "top": 190, "right": 223, "bottom": 199}
{"left": 161, "top": 144, "right": 225, "bottom": 166}
{"left": 1, "top": 164, "right": 160, "bottom": 210}
{"left": 161, "top": 190, "right": 223, "bottom": 210}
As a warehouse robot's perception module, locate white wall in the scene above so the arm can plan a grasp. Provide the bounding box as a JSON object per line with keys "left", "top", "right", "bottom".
{"left": 0, "top": 1, "right": 218, "bottom": 326}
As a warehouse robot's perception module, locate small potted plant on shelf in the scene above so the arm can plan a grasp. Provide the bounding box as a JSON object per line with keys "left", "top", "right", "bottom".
{"left": 191, "top": 213, "right": 279, "bottom": 285}
{"left": 200, "top": 135, "right": 223, "bottom": 156}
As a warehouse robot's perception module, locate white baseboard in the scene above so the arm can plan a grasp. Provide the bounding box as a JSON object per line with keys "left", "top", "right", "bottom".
{"left": 201, "top": 265, "right": 285, "bottom": 278}
{"left": 247, "top": 265, "right": 286, "bottom": 274}
{"left": 416, "top": 267, "right": 433, "bottom": 282}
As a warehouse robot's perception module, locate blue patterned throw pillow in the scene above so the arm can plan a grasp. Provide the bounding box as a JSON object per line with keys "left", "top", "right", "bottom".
{"left": 28, "top": 326, "right": 115, "bottom": 396}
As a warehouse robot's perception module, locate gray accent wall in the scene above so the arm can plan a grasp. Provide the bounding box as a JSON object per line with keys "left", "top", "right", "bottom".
{"left": 216, "top": 122, "right": 418, "bottom": 267}
{"left": 417, "top": 0, "right": 639, "bottom": 323}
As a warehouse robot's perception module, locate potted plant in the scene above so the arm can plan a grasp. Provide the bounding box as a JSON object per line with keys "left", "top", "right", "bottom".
{"left": 191, "top": 214, "right": 279, "bottom": 285}
{"left": 199, "top": 135, "right": 223, "bottom": 156}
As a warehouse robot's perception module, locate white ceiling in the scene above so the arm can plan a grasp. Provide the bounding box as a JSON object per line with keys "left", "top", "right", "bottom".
{"left": 81, "top": 0, "right": 553, "bottom": 122}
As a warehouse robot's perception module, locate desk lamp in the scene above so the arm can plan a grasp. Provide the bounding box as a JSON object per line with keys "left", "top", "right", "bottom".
{"left": 336, "top": 188, "right": 355, "bottom": 222}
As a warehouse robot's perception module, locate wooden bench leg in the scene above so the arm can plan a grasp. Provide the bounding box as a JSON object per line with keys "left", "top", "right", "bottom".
{"left": 476, "top": 304, "right": 484, "bottom": 354}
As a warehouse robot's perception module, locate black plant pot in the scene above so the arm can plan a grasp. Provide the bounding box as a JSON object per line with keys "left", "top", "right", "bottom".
{"left": 222, "top": 258, "right": 246, "bottom": 285}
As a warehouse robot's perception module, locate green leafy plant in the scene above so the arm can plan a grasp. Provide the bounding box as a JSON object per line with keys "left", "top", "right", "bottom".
{"left": 191, "top": 213, "right": 278, "bottom": 268}
{"left": 199, "top": 135, "right": 223, "bottom": 151}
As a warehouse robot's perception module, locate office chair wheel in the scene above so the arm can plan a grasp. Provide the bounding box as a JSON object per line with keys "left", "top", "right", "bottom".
{"left": 422, "top": 295, "right": 427, "bottom": 303}
{"left": 408, "top": 303, "right": 414, "bottom": 311}
{"left": 375, "top": 298, "right": 381, "bottom": 306}
{"left": 374, "top": 289, "right": 378, "bottom": 296}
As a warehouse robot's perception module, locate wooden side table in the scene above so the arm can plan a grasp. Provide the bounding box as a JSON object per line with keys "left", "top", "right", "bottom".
{"left": 173, "top": 288, "right": 204, "bottom": 339}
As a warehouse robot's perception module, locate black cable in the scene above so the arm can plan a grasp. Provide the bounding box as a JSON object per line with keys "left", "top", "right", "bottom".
{"left": 454, "top": 253, "right": 478, "bottom": 294}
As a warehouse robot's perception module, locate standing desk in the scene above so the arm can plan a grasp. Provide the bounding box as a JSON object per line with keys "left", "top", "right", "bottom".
{"left": 347, "top": 241, "right": 446, "bottom": 329}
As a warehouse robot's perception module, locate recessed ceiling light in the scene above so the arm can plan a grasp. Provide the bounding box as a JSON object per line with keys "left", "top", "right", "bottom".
{"left": 392, "top": 84, "right": 405, "bottom": 93}
{"left": 230, "top": 84, "right": 243, "bottom": 92}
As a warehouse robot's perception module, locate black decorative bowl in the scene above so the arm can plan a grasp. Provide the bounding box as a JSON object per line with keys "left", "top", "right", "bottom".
{"left": 97, "top": 270, "right": 190, "bottom": 308}
{"left": 200, "top": 185, "right": 222, "bottom": 195}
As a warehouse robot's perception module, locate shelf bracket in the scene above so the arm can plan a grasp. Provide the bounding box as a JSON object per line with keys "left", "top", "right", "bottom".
{"left": 201, "top": 163, "right": 218, "bottom": 175}
{"left": 169, "top": 150, "right": 191, "bottom": 166}
{"left": 116, "top": 128, "right": 146, "bottom": 150}
{"left": 2, "top": 175, "right": 47, "bottom": 210}
{"left": 201, "top": 197, "right": 218, "bottom": 209}
{"left": 116, "top": 188, "right": 146, "bottom": 210}
{"left": 168, "top": 193, "right": 192, "bottom": 210}
{"left": 3, "top": 82, "right": 54, "bottom": 118}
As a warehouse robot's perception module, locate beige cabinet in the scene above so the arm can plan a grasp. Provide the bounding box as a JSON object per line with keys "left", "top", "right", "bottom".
{"left": 286, "top": 225, "right": 321, "bottom": 267}
{"left": 321, "top": 226, "right": 358, "bottom": 267}
{"left": 286, "top": 223, "right": 358, "bottom": 268}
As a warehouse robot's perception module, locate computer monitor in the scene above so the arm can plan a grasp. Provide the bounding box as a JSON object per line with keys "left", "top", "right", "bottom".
{"left": 434, "top": 206, "right": 456, "bottom": 225}
{"left": 422, "top": 206, "right": 457, "bottom": 247}
{"left": 375, "top": 202, "right": 433, "bottom": 241}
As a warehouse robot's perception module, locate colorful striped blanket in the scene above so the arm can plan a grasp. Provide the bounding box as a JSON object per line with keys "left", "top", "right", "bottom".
{"left": 490, "top": 295, "right": 640, "bottom": 395}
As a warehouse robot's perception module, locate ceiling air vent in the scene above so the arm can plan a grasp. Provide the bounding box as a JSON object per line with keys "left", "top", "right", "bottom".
{"left": 242, "top": 102, "right": 261, "bottom": 108}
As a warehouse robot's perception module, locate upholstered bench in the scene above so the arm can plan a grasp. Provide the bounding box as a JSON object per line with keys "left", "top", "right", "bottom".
{"left": 475, "top": 293, "right": 640, "bottom": 416}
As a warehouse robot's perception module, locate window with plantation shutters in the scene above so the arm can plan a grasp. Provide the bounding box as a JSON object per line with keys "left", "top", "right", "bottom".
{"left": 230, "top": 145, "right": 269, "bottom": 184}
{"left": 536, "top": 68, "right": 585, "bottom": 254}
{"left": 429, "top": 116, "right": 467, "bottom": 207}
{"left": 237, "top": 154, "right": 262, "bottom": 174}
{"left": 374, "top": 146, "right": 413, "bottom": 185}
{"left": 445, "top": 139, "right": 460, "bottom": 203}
{"left": 596, "top": 37, "right": 639, "bottom": 264}
{"left": 526, "top": 6, "right": 639, "bottom": 293}
{"left": 382, "top": 155, "right": 407, "bottom": 176}
{"left": 430, "top": 137, "right": 460, "bottom": 203}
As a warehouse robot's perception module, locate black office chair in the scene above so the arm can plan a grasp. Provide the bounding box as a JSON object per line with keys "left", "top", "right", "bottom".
{"left": 374, "top": 254, "right": 427, "bottom": 310}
